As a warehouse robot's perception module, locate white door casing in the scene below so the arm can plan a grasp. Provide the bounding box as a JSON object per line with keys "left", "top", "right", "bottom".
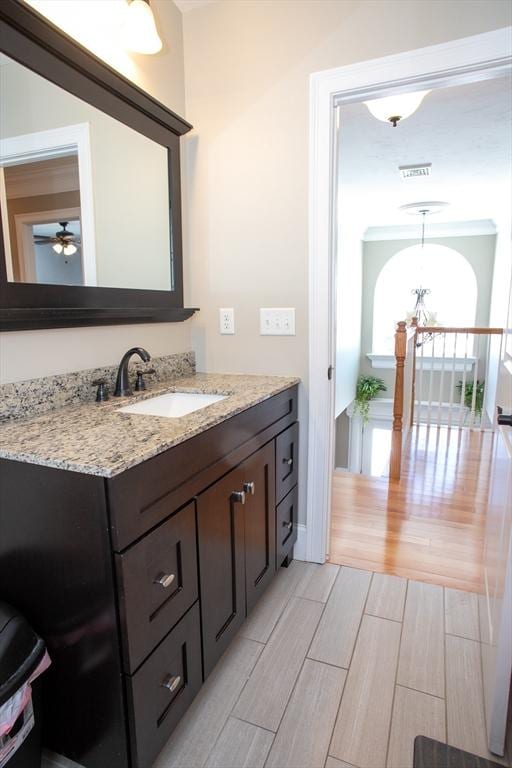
{"left": 307, "top": 27, "right": 512, "bottom": 564}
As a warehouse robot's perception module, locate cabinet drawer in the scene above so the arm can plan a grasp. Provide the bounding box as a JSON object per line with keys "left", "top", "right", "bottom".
{"left": 275, "top": 423, "right": 299, "bottom": 504}
{"left": 276, "top": 485, "right": 298, "bottom": 563}
{"left": 126, "top": 603, "right": 202, "bottom": 768}
{"left": 115, "top": 502, "right": 198, "bottom": 673}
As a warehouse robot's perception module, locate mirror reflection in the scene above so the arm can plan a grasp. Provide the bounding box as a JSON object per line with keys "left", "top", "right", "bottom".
{"left": 0, "top": 53, "right": 173, "bottom": 291}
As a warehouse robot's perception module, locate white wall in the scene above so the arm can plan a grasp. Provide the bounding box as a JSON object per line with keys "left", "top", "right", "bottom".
{"left": 335, "top": 218, "right": 363, "bottom": 417}
{"left": 359, "top": 234, "right": 497, "bottom": 392}
{"left": 181, "top": 0, "right": 511, "bottom": 382}
{"left": 484, "top": 221, "right": 512, "bottom": 421}
{"left": 0, "top": 0, "right": 189, "bottom": 384}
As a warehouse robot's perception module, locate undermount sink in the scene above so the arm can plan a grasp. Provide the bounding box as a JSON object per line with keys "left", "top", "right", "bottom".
{"left": 117, "top": 391, "right": 227, "bottom": 418}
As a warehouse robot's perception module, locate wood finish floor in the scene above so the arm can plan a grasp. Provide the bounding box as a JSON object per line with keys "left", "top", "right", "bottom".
{"left": 330, "top": 425, "right": 496, "bottom": 592}
{"left": 155, "top": 561, "right": 511, "bottom": 768}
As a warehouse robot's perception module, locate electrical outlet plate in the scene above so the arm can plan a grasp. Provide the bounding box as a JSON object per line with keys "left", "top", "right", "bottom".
{"left": 260, "top": 308, "right": 295, "bottom": 336}
{"left": 219, "top": 307, "right": 235, "bottom": 334}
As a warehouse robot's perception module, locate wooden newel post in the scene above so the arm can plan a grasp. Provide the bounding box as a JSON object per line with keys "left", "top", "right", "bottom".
{"left": 390, "top": 321, "right": 407, "bottom": 481}
{"left": 410, "top": 317, "right": 418, "bottom": 427}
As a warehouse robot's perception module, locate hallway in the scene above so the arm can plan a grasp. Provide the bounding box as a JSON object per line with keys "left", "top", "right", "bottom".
{"left": 330, "top": 425, "right": 496, "bottom": 592}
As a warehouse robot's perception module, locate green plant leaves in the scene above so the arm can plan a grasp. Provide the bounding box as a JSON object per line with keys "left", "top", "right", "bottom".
{"left": 354, "top": 376, "right": 387, "bottom": 424}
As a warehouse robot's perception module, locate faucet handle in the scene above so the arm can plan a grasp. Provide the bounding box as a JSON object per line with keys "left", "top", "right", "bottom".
{"left": 134, "top": 368, "right": 156, "bottom": 392}
{"left": 92, "top": 378, "right": 109, "bottom": 402}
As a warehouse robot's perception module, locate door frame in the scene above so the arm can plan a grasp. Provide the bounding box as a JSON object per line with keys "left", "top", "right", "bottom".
{"left": 0, "top": 123, "right": 97, "bottom": 286}
{"left": 306, "top": 27, "right": 512, "bottom": 563}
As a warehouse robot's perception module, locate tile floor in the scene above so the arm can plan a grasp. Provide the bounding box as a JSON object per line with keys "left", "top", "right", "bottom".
{"left": 155, "top": 560, "right": 511, "bottom": 768}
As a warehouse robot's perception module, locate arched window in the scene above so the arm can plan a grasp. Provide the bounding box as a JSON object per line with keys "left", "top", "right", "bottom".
{"left": 372, "top": 244, "right": 478, "bottom": 354}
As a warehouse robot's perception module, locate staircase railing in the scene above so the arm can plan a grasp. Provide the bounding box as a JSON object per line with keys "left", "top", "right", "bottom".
{"left": 414, "top": 326, "right": 503, "bottom": 430}
{"left": 389, "top": 323, "right": 503, "bottom": 480}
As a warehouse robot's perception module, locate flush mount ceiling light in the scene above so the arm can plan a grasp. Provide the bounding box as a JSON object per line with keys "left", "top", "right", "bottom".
{"left": 122, "top": 0, "right": 163, "bottom": 55}
{"left": 364, "top": 90, "right": 431, "bottom": 127}
{"left": 399, "top": 201, "right": 448, "bottom": 217}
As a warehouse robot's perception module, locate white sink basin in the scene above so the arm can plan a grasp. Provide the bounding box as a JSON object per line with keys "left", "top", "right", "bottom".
{"left": 118, "top": 391, "right": 227, "bottom": 418}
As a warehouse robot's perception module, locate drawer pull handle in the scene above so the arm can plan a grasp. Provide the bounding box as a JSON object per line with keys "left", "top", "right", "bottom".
{"left": 153, "top": 573, "right": 175, "bottom": 589}
{"left": 243, "top": 482, "right": 255, "bottom": 495}
{"left": 231, "top": 491, "right": 246, "bottom": 505}
{"left": 161, "top": 674, "right": 181, "bottom": 693}
{"left": 283, "top": 521, "right": 293, "bottom": 530}
{"left": 283, "top": 458, "right": 293, "bottom": 467}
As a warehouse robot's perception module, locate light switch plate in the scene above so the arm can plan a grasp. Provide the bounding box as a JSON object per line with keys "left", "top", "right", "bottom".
{"left": 260, "top": 308, "right": 296, "bottom": 336}
{"left": 219, "top": 308, "right": 235, "bottom": 334}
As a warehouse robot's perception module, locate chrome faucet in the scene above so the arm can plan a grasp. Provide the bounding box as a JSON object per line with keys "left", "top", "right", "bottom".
{"left": 113, "top": 347, "right": 151, "bottom": 397}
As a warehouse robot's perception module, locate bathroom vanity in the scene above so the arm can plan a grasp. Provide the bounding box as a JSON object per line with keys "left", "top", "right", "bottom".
{"left": 0, "top": 374, "right": 299, "bottom": 768}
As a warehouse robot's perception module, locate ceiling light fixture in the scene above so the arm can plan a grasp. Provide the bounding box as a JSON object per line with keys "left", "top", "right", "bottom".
{"left": 399, "top": 201, "right": 449, "bottom": 345}
{"left": 364, "top": 90, "right": 431, "bottom": 127}
{"left": 122, "top": 0, "right": 163, "bottom": 55}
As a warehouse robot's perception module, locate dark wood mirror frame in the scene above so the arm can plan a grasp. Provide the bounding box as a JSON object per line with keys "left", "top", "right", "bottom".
{"left": 0, "top": 0, "right": 198, "bottom": 330}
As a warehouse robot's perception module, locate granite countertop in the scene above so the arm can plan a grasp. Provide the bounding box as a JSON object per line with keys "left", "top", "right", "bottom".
{"left": 0, "top": 373, "right": 299, "bottom": 477}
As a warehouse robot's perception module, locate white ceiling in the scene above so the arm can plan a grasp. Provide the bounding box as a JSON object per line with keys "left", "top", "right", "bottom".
{"left": 338, "top": 75, "right": 512, "bottom": 233}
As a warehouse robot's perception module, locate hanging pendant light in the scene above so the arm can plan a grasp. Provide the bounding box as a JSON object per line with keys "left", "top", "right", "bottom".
{"left": 364, "top": 90, "right": 431, "bottom": 127}
{"left": 122, "top": 0, "right": 163, "bottom": 55}
{"left": 399, "top": 201, "right": 449, "bottom": 347}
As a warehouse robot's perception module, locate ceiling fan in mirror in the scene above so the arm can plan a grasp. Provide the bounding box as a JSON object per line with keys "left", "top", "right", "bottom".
{"left": 33, "top": 222, "right": 81, "bottom": 258}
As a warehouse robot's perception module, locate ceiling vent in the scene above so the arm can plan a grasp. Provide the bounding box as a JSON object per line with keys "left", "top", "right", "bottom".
{"left": 399, "top": 163, "right": 432, "bottom": 180}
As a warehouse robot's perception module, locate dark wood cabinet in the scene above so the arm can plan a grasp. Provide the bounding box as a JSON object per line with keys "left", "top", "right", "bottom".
{"left": 0, "top": 386, "right": 299, "bottom": 768}
{"left": 197, "top": 465, "right": 247, "bottom": 677}
{"left": 115, "top": 501, "right": 198, "bottom": 673}
{"left": 126, "top": 603, "right": 202, "bottom": 768}
{"left": 243, "top": 442, "right": 276, "bottom": 614}
{"left": 198, "top": 441, "right": 277, "bottom": 677}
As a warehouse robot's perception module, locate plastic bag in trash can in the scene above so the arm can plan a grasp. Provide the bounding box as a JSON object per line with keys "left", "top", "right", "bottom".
{"left": 0, "top": 651, "right": 51, "bottom": 767}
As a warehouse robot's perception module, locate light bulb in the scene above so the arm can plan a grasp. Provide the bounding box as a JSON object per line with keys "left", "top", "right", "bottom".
{"left": 53, "top": 242, "right": 63, "bottom": 254}
{"left": 364, "top": 90, "right": 431, "bottom": 127}
{"left": 122, "top": 0, "right": 163, "bottom": 55}
{"left": 63, "top": 243, "right": 77, "bottom": 256}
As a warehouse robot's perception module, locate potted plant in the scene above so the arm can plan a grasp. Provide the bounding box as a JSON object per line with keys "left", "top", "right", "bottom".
{"left": 354, "top": 375, "right": 387, "bottom": 424}
{"left": 456, "top": 379, "right": 485, "bottom": 416}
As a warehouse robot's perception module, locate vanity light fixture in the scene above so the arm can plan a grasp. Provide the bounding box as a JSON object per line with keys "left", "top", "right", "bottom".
{"left": 364, "top": 90, "right": 431, "bottom": 127}
{"left": 123, "top": 0, "right": 163, "bottom": 55}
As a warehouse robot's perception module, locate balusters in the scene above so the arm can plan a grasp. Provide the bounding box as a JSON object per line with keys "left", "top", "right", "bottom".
{"left": 458, "top": 332, "right": 470, "bottom": 427}
{"left": 447, "top": 332, "right": 458, "bottom": 429}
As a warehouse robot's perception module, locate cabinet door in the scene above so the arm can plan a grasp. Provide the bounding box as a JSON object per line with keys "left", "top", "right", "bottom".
{"left": 241, "top": 442, "right": 276, "bottom": 614}
{"left": 197, "top": 466, "right": 246, "bottom": 678}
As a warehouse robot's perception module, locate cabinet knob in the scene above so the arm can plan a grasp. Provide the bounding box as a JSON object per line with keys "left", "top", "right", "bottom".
{"left": 283, "top": 457, "right": 293, "bottom": 467}
{"left": 153, "top": 572, "right": 175, "bottom": 589}
{"left": 243, "top": 482, "right": 255, "bottom": 495}
{"left": 282, "top": 521, "right": 293, "bottom": 530}
{"left": 231, "top": 491, "right": 246, "bottom": 505}
{"left": 161, "top": 674, "right": 181, "bottom": 693}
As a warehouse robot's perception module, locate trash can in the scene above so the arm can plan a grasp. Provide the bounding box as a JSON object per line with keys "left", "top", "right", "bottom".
{"left": 0, "top": 603, "right": 50, "bottom": 768}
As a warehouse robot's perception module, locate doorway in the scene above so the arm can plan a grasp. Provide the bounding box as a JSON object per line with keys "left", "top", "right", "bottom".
{"left": 306, "top": 27, "right": 512, "bottom": 565}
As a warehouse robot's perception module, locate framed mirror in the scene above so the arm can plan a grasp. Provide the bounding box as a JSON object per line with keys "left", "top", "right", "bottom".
{"left": 0, "top": 0, "right": 197, "bottom": 330}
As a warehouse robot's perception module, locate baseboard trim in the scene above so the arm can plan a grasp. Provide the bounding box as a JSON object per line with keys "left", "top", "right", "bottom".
{"left": 294, "top": 523, "right": 307, "bottom": 561}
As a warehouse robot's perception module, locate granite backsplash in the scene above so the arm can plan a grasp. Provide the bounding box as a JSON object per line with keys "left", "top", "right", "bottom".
{"left": 0, "top": 351, "right": 195, "bottom": 421}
